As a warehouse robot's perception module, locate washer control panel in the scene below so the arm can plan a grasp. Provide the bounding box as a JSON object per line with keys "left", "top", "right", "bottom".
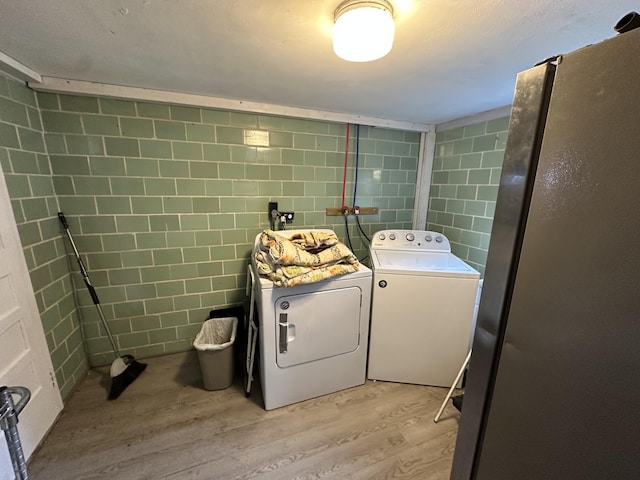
{"left": 370, "top": 230, "right": 451, "bottom": 252}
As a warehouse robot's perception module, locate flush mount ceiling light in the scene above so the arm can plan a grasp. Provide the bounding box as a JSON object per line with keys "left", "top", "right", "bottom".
{"left": 333, "top": 0, "right": 395, "bottom": 62}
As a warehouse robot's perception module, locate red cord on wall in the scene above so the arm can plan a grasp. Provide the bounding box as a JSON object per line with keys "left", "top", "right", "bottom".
{"left": 341, "top": 123, "right": 351, "bottom": 211}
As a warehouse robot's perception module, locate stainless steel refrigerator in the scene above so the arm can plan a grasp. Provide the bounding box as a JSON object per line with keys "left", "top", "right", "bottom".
{"left": 451, "top": 17, "right": 640, "bottom": 480}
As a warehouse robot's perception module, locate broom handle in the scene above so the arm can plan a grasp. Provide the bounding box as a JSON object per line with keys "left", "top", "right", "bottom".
{"left": 58, "top": 212, "right": 121, "bottom": 359}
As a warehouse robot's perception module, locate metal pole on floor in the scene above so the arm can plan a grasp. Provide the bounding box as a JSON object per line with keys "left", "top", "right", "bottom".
{"left": 0, "top": 386, "right": 31, "bottom": 480}
{"left": 434, "top": 350, "right": 471, "bottom": 423}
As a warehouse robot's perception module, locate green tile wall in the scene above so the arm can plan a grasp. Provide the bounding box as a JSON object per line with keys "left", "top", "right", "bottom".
{"left": 0, "top": 73, "right": 88, "bottom": 400}
{"left": 427, "top": 116, "right": 510, "bottom": 276}
{"left": 33, "top": 91, "right": 420, "bottom": 368}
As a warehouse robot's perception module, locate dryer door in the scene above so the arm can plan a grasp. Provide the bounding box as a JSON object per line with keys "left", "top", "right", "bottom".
{"left": 275, "top": 287, "right": 362, "bottom": 368}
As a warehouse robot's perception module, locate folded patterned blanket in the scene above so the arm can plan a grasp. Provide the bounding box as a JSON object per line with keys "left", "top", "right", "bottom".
{"left": 254, "top": 229, "right": 360, "bottom": 287}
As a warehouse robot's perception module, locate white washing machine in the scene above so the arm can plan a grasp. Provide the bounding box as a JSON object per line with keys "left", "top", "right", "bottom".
{"left": 250, "top": 229, "right": 372, "bottom": 410}
{"left": 368, "top": 229, "right": 479, "bottom": 387}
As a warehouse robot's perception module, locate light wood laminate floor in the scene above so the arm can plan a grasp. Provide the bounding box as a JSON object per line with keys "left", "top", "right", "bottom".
{"left": 28, "top": 351, "right": 461, "bottom": 479}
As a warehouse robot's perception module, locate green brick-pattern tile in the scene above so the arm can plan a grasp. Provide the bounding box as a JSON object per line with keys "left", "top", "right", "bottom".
{"left": 0, "top": 76, "right": 423, "bottom": 375}
{"left": 427, "top": 115, "right": 510, "bottom": 276}
{"left": 0, "top": 75, "right": 90, "bottom": 400}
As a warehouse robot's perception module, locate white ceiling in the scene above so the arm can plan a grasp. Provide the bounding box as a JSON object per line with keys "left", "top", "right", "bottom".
{"left": 0, "top": 1, "right": 638, "bottom": 127}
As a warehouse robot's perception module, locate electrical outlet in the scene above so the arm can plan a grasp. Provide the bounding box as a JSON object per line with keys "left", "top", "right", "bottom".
{"left": 280, "top": 212, "right": 294, "bottom": 222}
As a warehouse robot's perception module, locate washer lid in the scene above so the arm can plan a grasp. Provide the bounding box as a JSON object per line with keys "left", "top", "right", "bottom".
{"left": 372, "top": 250, "right": 479, "bottom": 276}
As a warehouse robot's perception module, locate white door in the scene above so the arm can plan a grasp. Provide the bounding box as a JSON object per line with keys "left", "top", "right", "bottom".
{"left": 275, "top": 287, "right": 361, "bottom": 368}
{"left": 0, "top": 169, "right": 63, "bottom": 479}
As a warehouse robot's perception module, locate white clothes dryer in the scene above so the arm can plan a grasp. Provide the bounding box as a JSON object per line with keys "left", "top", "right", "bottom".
{"left": 368, "top": 230, "right": 479, "bottom": 387}
{"left": 250, "top": 229, "right": 372, "bottom": 410}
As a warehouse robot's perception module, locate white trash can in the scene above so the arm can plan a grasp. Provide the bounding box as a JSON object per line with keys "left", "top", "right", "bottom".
{"left": 193, "top": 316, "right": 237, "bottom": 390}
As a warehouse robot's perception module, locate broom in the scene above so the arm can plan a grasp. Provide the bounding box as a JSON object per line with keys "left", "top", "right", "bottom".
{"left": 58, "top": 212, "right": 146, "bottom": 400}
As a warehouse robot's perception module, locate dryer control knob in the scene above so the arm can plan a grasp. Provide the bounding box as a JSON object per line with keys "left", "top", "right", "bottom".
{"left": 378, "top": 233, "right": 386, "bottom": 240}
{"left": 425, "top": 235, "right": 432, "bottom": 242}
{"left": 435, "top": 235, "right": 443, "bottom": 243}
{"left": 389, "top": 233, "right": 396, "bottom": 240}
{"left": 406, "top": 233, "right": 415, "bottom": 241}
